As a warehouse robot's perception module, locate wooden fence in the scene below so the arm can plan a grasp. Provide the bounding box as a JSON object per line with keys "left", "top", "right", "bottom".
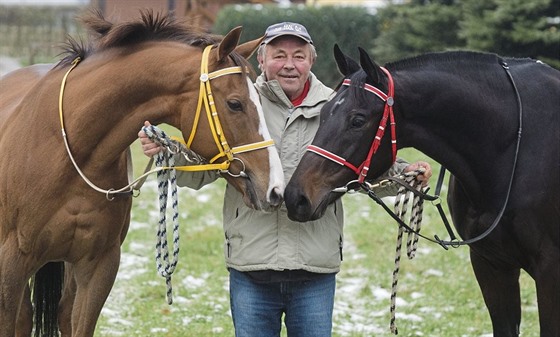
{"left": 0, "top": 5, "right": 84, "bottom": 65}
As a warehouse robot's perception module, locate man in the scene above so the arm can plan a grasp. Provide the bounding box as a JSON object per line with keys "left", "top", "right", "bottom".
{"left": 139, "top": 22, "right": 431, "bottom": 337}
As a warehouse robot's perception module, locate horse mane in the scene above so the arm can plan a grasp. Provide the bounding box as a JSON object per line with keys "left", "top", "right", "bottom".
{"left": 57, "top": 9, "right": 222, "bottom": 67}
{"left": 385, "top": 50, "right": 503, "bottom": 71}
{"left": 338, "top": 51, "right": 512, "bottom": 105}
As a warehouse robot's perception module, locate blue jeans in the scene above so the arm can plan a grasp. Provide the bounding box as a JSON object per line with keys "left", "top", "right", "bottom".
{"left": 229, "top": 269, "right": 336, "bottom": 337}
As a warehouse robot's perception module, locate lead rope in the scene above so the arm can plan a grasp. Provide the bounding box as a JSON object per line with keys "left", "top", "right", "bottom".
{"left": 389, "top": 169, "right": 426, "bottom": 334}
{"left": 142, "top": 125, "right": 206, "bottom": 304}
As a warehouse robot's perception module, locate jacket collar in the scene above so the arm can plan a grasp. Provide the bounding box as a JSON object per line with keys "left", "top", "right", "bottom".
{"left": 255, "top": 72, "right": 326, "bottom": 109}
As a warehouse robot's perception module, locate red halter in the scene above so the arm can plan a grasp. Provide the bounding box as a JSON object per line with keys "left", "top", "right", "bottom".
{"left": 307, "top": 67, "right": 397, "bottom": 184}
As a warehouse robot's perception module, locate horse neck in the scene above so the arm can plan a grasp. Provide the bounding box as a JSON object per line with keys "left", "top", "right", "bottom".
{"left": 392, "top": 65, "right": 519, "bottom": 206}
{"left": 60, "top": 47, "right": 201, "bottom": 165}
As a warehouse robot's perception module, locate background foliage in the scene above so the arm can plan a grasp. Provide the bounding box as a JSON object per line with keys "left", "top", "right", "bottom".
{"left": 1, "top": 1, "right": 557, "bottom": 85}
{"left": 213, "top": 5, "right": 380, "bottom": 87}
{"left": 0, "top": 5, "right": 83, "bottom": 65}
{"left": 213, "top": 1, "right": 559, "bottom": 87}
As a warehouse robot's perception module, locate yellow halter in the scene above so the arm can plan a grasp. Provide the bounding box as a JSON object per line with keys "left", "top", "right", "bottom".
{"left": 176, "top": 45, "right": 274, "bottom": 172}
{"left": 58, "top": 45, "right": 275, "bottom": 196}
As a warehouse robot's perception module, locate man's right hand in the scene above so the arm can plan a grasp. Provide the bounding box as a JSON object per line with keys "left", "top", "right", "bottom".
{"left": 138, "top": 121, "right": 165, "bottom": 158}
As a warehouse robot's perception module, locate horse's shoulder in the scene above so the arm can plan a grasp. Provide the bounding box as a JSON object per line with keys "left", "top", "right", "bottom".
{"left": 0, "top": 64, "right": 55, "bottom": 127}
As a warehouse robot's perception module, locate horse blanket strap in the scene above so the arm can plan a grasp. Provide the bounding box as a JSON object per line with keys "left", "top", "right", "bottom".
{"left": 307, "top": 67, "right": 397, "bottom": 184}
{"left": 432, "top": 60, "right": 523, "bottom": 248}
{"left": 432, "top": 167, "right": 457, "bottom": 242}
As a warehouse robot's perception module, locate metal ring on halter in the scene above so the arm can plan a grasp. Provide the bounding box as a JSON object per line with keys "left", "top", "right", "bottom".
{"left": 132, "top": 188, "right": 141, "bottom": 198}
{"left": 221, "top": 157, "right": 248, "bottom": 178}
{"left": 106, "top": 188, "right": 115, "bottom": 201}
{"left": 332, "top": 180, "right": 361, "bottom": 193}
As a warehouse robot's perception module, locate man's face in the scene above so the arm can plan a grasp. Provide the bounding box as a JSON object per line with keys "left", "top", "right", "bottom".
{"left": 260, "top": 36, "right": 314, "bottom": 101}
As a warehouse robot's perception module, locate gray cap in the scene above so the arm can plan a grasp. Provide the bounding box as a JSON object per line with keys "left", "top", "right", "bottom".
{"left": 262, "top": 22, "right": 313, "bottom": 45}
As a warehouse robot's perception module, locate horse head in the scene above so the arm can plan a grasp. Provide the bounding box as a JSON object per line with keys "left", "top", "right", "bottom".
{"left": 176, "top": 27, "right": 285, "bottom": 212}
{"left": 50, "top": 11, "right": 285, "bottom": 212}
{"left": 285, "top": 45, "right": 395, "bottom": 221}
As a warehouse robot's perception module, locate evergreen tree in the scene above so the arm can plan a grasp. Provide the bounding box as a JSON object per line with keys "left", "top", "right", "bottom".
{"left": 460, "top": 0, "right": 559, "bottom": 67}
{"left": 373, "top": 3, "right": 464, "bottom": 64}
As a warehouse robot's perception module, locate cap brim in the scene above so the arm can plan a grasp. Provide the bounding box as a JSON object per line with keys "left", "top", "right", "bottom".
{"left": 263, "top": 33, "right": 312, "bottom": 45}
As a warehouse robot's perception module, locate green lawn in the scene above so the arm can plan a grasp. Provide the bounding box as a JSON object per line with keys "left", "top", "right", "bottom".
{"left": 94, "top": 142, "right": 539, "bottom": 337}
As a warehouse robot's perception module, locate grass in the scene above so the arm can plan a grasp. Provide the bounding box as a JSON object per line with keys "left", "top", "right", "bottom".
{"left": 93, "top": 140, "right": 539, "bottom": 337}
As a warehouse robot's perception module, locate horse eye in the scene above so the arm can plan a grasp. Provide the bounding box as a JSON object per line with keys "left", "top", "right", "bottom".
{"left": 350, "top": 114, "right": 366, "bottom": 128}
{"left": 227, "top": 100, "right": 243, "bottom": 112}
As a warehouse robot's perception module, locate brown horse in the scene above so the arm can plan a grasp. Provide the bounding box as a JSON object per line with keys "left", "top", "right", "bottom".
{"left": 0, "top": 11, "right": 284, "bottom": 337}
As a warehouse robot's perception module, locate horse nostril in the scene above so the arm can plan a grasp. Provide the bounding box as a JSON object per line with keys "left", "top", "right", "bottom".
{"left": 268, "top": 186, "right": 284, "bottom": 207}
{"left": 285, "top": 190, "right": 312, "bottom": 222}
{"left": 295, "top": 194, "right": 310, "bottom": 211}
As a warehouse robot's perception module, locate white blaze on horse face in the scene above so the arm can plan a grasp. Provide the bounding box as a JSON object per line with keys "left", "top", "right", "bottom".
{"left": 246, "top": 77, "right": 285, "bottom": 199}
{"left": 334, "top": 97, "right": 345, "bottom": 106}
{"left": 331, "top": 97, "right": 345, "bottom": 116}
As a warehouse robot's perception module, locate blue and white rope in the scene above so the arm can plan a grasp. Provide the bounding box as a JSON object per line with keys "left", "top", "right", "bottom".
{"left": 389, "top": 170, "right": 425, "bottom": 335}
{"left": 142, "top": 125, "right": 186, "bottom": 305}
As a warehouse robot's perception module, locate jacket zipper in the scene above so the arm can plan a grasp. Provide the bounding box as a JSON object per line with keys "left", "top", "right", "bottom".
{"left": 339, "top": 236, "right": 343, "bottom": 261}
{"left": 226, "top": 235, "right": 231, "bottom": 258}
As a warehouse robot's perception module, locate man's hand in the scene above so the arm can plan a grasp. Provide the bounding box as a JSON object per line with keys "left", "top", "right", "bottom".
{"left": 138, "top": 121, "right": 165, "bottom": 158}
{"left": 403, "top": 161, "right": 432, "bottom": 187}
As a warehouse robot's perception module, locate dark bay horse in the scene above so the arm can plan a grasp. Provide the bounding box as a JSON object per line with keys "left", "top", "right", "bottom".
{"left": 285, "top": 46, "right": 559, "bottom": 336}
{"left": 0, "top": 11, "right": 284, "bottom": 337}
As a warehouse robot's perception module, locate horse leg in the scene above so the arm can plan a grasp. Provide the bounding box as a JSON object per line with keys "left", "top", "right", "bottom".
{"left": 70, "top": 245, "right": 120, "bottom": 337}
{"left": 0, "top": 238, "right": 30, "bottom": 337}
{"left": 533, "top": 257, "right": 560, "bottom": 336}
{"left": 15, "top": 283, "right": 32, "bottom": 337}
{"left": 59, "top": 262, "right": 77, "bottom": 337}
{"left": 470, "top": 249, "right": 521, "bottom": 336}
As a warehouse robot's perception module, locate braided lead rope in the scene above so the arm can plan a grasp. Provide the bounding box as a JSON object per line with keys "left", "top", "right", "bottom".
{"left": 389, "top": 170, "right": 426, "bottom": 335}
{"left": 142, "top": 125, "right": 194, "bottom": 305}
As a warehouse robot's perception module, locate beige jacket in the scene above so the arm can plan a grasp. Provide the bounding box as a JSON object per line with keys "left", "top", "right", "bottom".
{"left": 175, "top": 72, "right": 407, "bottom": 274}
{"left": 177, "top": 73, "right": 346, "bottom": 273}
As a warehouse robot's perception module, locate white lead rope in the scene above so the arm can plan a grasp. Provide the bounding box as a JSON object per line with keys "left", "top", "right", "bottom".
{"left": 142, "top": 125, "right": 202, "bottom": 305}
{"left": 389, "top": 170, "right": 426, "bottom": 335}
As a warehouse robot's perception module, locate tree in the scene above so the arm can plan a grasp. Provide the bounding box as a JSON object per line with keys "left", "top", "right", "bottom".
{"left": 213, "top": 4, "right": 379, "bottom": 88}
{"left": 372, "top": 2, "right": 464, "bottom": 64}
{"left": 460, "top": 0, "right": 559, "bottom": 67}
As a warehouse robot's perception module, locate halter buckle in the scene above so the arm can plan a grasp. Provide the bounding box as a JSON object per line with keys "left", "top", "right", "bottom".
{"left": 221, "top": 157, "right": 247, "bottom": 178}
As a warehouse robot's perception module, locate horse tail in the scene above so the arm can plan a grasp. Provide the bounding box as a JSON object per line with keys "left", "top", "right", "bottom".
{"left": 32, "top": 262, "right": 64, "bottom": 337}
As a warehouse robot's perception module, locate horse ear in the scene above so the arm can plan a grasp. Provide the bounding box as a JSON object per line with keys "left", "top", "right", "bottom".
{"left": 334, "top": 44, "right": 360, "bottom": 76}
{"left": 218, "top": 26, "right": 243, "bottom": 62}
{"left": 235, "top": 35, "right": 264, "bottom": 60}
{"left": 358, "top": 47, "right": 382, "bottom": 84}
